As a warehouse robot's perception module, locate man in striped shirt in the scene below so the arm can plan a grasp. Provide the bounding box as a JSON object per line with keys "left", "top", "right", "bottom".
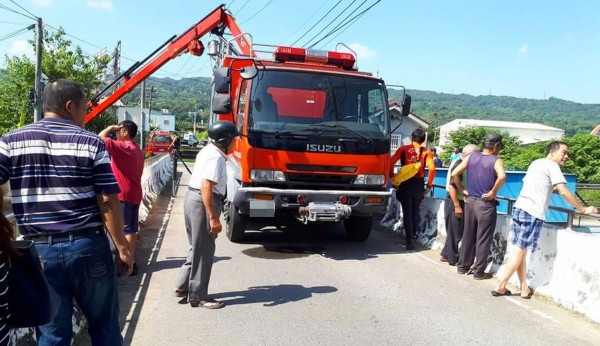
{"left": 0, "top": 79, "right": 133, "bottom": 345}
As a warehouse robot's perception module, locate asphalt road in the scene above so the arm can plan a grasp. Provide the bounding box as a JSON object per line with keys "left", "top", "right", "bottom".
{"left": 116, "top": 164, "right": 600, "bottom": 346}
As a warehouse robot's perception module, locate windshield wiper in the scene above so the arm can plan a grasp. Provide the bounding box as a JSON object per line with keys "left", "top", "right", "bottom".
{"left": 309, "top": 123, "right": 371, "bottom": 143}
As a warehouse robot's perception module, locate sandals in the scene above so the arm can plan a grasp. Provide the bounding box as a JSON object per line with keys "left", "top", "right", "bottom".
{"left": 491, "top": 289, "right": 512, "bottom": 297}
{"left": 190, "top": 298, "right": 225, "bottom": 309}
{"left": 521, "top": 287, "right": 534, "bottom": 299}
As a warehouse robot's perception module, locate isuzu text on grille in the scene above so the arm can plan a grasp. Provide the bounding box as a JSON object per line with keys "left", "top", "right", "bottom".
{"left": 306, "top": 144, "right": 342, "bottom": 153}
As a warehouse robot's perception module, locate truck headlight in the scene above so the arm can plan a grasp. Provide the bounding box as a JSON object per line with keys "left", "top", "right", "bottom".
{"left": 354, "top": 174, "right": 385, "bottom": 185}
{"left": 250, "top": 169, "right": 286, "bottom": 182}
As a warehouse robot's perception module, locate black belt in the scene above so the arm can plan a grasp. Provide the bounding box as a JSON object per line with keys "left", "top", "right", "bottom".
{"left": 23, "top": 227, "right": 105, "bottom": 244}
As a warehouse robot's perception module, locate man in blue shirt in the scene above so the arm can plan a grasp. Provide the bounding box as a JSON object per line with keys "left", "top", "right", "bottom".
{"left": 0, "top": 79, "right": 133, "bottom": 345}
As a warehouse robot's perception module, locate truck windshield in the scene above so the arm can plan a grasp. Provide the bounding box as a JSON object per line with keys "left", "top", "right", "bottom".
{"left": 248, "top": 70, "right": 389, "bottom": 139}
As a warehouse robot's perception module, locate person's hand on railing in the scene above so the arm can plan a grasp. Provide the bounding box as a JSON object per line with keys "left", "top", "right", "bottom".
{"left": 580, "top": 206, "right": 598, "bottom": 214}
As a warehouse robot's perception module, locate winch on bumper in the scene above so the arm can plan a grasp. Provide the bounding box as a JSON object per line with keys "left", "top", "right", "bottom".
{"left": 232, "top": 187, "right": 391, "bottom": 223}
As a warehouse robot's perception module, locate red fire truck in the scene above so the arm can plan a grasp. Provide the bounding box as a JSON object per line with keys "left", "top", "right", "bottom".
{"left": 86, "top": 5, "right": 411, "bottom": 242}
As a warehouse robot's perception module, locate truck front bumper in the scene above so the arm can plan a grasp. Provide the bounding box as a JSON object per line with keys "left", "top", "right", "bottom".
{"left": 233, "top": 187, "right": 391, "bottom": 220}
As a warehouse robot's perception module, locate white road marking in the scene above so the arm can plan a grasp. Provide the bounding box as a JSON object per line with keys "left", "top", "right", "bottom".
{"left": 416, "top": 252, "right": 441, "bottom": 266}
{"left": 506, "top": 297, "right": 561, "bottom": 324}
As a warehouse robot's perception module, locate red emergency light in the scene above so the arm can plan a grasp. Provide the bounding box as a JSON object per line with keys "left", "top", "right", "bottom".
{"left": 273, "top": 46, "right": 356, "bottom": 70}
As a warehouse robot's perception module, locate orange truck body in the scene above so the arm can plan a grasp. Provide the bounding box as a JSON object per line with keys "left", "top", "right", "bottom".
{"left": 85, "top": 5, "right": 410, "bottom": 242}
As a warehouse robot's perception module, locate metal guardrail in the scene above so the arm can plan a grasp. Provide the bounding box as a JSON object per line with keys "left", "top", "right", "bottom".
{"left": 430, "top": 184, "right": 600, "bottom": 229}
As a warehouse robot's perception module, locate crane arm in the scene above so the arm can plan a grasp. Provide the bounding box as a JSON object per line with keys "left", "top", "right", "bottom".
{"left": 85, "top": 4, "right": 252, "bottom": 123}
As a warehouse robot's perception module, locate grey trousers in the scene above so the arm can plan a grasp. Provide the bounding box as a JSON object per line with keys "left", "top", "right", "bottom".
{"left": 176, "top": 190, "right": 222, "bottom": 302}
{"left": 441, "top": 198, "right": 464, "bottom": 264}
{"left": 457, "top": 196, "right": 497, "bottom": 276}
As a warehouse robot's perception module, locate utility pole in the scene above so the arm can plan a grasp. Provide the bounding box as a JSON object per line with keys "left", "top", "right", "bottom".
{"left": 140, "top": 81, "right": 146, "bottom": 150}
{"left": 112, "top": 41, "right": 121, "bottom": 92}
{"left": 146, "top": 85, "right": 158, "bottom": 129}
{"left": 33, "top": 17, "right": 43, "bottom": 122}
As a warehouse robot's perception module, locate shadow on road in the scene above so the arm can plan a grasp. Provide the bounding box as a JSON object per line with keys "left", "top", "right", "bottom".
{"left": 207, "top": 284, "right": 337, "bottom": 307}
{"left": 238, "top": 215, "right": 426, "bottom": 261}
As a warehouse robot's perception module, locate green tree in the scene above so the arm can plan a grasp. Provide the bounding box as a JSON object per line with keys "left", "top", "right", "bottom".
{"left": 440, "top": 126, "right": 521, "bottom": 167}
{"left": 0, "top": 28, "right": 110, "bottom": 134}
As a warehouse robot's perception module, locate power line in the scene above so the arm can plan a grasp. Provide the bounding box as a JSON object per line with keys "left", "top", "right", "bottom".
{"left": 8, "top": 0, "right": 38, "bottom": 19}
{"left": 290, "top": 0, "right": 342, "bottom": 47}
{"left": 0, "top": 20, "right": 31, "bottom": 25}
{"left": 0, "top": 24, "right": 34, "bottom": 42}
{"left": 44, "top": 23, "right": 107, "bottom": 51}
{"left": 240, "top": 0, "right": 274, "bottom": 25}
{"left": 311, "top": 0, "right": 381, "bottom": 49}
{"left": 233, "top": 0, "right": 251, "bottom": 16}
{"left": 310, "top": 0, "right": 369, "bottom": 49}
{"left": 302, "top": 0, "right": 358, "bottom": 48}
{"left": 0, "top": 4, "right": 35, "bottom": 21}
{"left": 282, "top": 1, "right": 329, "bottom": 46}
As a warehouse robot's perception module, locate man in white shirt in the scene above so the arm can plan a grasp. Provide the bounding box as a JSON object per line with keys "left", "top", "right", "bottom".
{"left": 175, "top": 121, "right": 239, "bottom": 309}
{"left": 492, "top": 141, "right": 597, "bottom": 298}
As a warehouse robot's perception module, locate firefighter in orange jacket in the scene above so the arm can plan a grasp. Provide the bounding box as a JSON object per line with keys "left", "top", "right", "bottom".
{"left": 389, "top": 128, "right": 436, "bottom": 250}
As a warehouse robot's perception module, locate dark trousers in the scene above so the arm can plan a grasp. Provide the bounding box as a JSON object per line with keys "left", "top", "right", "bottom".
{"left": 457, "top": 196, "right": 497, "bottom": 276}
{"left": 396, "top": 178, "right": 424, "bottom": 245}
{"left": 441, "top": 198, "right": 464, "bottom": 264}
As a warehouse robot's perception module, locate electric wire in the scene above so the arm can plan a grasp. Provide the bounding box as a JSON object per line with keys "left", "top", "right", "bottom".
{"left": 233, "top": 0, "right": 250, "bottom": 17}
{"left": 0, "top": 24, "right": 34, "bottom": 42}
{"left": 311, "top": 0, "right": 381, "bottom": 49}
{"left": 307, "top": 0, "right": 368, "bottom": 49}
{"left": 0, "top": 4, "right": 36, "bottom": 20}
{"left": 8, "top": 0, "right": 38, "bottom": 19}
{"left": 240, "top": 0, "right": 274, "bottom": 25}
{"left": 290, "top": 0, "right": 342, "bottom": 47}
{"left": 282, "top": 1, "right": 329, "bottom": 46}
{"left": 301, "top": 0, "right": 358, "bottom": 48}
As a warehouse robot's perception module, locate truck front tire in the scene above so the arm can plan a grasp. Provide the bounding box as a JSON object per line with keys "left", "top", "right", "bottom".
{"left": 344, "top": 215, "right": 373, "bottom": 242}
{"left": 226, "top": 202, "right": 247, "bottom": 242}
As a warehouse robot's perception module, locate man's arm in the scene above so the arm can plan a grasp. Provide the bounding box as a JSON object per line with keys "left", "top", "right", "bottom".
{"left": 200, "top": 179, "right": 222, "bottom": 233}
{"left": 99, "top": 125, "right": 121, "bottom": 140}
{"left": 97, "top": 193, "right": 133, "bottom": 275}
{"left": 482, "top": 158, "right": 507, "bottom": 200}
{"left": 555, "top": 183, "right": 598, "bottom": 214}
{"left": 447, "top": 183, "right": 463, "bottom": 218}
{"left": 389, "top": 147, "right": 403, "bottom": 178}
{"left": 451, "top": 155, "right": 470, "bottom": 195}
{"left": 423, "top": 151, "right": 436, "bottom": 195}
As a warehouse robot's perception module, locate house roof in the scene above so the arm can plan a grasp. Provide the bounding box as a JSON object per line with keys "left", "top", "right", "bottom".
{"left": 441, "top": 118, "right": 563, "bottom": 132}
{"left": 389, "top": 102, "right": 430, "bottom": 128}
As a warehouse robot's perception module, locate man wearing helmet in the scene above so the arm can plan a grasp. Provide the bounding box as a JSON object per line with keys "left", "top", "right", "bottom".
{"left": 175, "top": 121, "right": 240, "bottom": 309}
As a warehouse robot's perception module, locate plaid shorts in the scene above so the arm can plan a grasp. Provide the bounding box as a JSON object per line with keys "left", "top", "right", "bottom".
{"left": 511, "top": 208, "right": 544, "bottom": 250}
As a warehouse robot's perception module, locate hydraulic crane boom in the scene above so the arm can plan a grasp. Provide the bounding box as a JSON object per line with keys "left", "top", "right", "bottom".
{"left": 85, "top": 4, "right": 252, "bottom": 123}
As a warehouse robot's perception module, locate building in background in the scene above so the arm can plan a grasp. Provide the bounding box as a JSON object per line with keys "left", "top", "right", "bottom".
{"left": 116, "top": 107, "right": 175, "bottom": 132}
{"left": 438, "top": 119, "right": 564, "bottom": 146}
{"left": 389, "top": 102, "right": 430, "bottom": 152}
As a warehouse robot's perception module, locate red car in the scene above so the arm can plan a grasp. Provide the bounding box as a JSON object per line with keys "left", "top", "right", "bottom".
{"left": 146, "top": 132, "right": 172, "bottom": 156}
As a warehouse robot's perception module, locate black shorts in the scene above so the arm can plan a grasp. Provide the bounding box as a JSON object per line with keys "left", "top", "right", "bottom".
{"left": 121, "top": 201, "right": 140, "bottom": 234}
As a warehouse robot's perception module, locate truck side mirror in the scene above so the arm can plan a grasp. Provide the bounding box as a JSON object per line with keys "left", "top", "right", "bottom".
{"left": 212, "top": 94, "right": 231, "bottom": 114}
{"left": 213, "top": 68, "right": 230, "bottom": 93}
{"left": 240, "top": 66, "right": 257, "bottom": 80}
{"left": 401, "top": 94, "right": 411, "bottom": 117}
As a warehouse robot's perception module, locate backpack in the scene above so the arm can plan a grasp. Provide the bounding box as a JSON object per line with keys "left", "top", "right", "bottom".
{"left": 391, "top": 146, "right": 426, "bottom": 188}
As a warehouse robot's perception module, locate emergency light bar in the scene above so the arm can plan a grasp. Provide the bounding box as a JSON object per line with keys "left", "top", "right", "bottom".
{"left": 273, "top": 46, "right": 356, "bottom": 70}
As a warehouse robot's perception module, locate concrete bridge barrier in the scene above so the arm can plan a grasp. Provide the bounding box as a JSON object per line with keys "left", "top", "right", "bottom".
{"left": 417, "top": 197, "right": 600, "bottom": 324}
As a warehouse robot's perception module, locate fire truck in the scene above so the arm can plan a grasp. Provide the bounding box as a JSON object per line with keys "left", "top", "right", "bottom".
{"left": 86, "top": 5, "right": 412, "bottom": 242}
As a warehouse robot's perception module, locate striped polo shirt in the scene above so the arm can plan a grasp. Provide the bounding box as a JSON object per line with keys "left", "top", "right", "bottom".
{"left": 0, "top": 118, "right": 120, "bottom": 235}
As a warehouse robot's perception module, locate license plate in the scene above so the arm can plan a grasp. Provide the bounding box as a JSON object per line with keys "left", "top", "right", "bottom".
{"left": 250, "top": 199, "right": 275, "bottom": 218}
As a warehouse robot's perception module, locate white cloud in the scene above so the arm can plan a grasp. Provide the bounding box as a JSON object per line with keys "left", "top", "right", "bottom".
{"left": 517, "top": 44, "right": 528, "bottom": 55}
{"left": 8, "top": 40, "right": 32, "bottom": 55}
{"left": 31, "top": 0, "right": 54, "bottom": 6}
{"left": 86, "top": 1, "right": 113, "bottom": 10}
{"left": 345, "top": 43, "right": 376, "bottom": 60}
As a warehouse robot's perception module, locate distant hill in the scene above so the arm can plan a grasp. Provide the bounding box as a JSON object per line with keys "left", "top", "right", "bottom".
{"left": 388, "top": 89, "right": 600, "bottom": 136}
{"left": 134, "top": 77, "right": 600, "bottom": 136}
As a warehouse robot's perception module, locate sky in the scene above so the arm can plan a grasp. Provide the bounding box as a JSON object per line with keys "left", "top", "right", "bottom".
{"left": 1, "top": 0, "right": 600, "bottom": 104}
